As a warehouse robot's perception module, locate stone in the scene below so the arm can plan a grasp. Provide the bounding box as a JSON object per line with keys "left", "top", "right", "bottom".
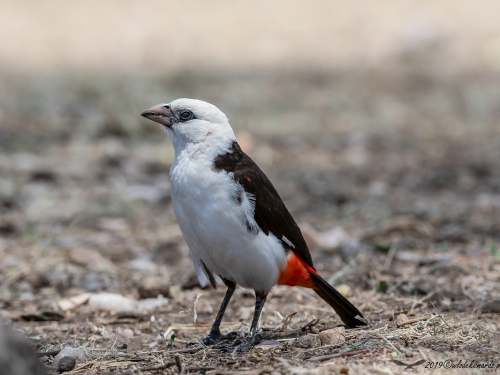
{"left": 336, "top": 284, "right": 353, "bottom": 297}
{"left": 480, "top": 300, "right": 500, "bottom": 314}
{"left": 53, "top": 347, "right": 86, "bottom": 368}
{"left": 395, "top": 313, "right": 409, "bottom": 326}
{"left": 293, "top": 334, "right": 320, "bottom": 349}
{"left": 318, "top": 327, "right": 346, "bottom": 345}
{"left": 138, "top": 295, "right": 169, "bottom": 312}
{"left": 88, "top": 293, "right": 138, "bottom": 312}
{"left": 68, "top": 248, "right": 104, "bottom": 268}
{"left": 138, "top": 276, "right": 170, "bottom": 299}
{"left": 57, "top": 356, "right": 76, "bottom": 373}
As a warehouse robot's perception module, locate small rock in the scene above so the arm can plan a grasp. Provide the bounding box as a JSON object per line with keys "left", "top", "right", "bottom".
{"left": 53, "top": 347, "right": 86, "bottom": 368}
{"left": 57, "top": 356, "right": 76, "bottom": 373}
{"left": 341, "top": 238, "right": 362, "bottom": 260}
{"left": 138, "top": 276, "right": 170, "bottom": 299}
{"left": 127, "top": 258, "right": 158, "bottom": 273}
{"left": 0, "top": 218, "right": 16, "bottom": 235}
{"left": 395, "top": 313, "right": 410, "bottom": 326}
{"left": 293, "top": 334, "right": 320, "bottom": 349}
{"left": 336, "top": 284, "right": 353, "bottom": 297}
{"left": 68, "top": 248, "right": 105, "bottom": 268}
{"left": 118, "top": 328, "right": 134, "bottom": 338}
{"left": 480, "top": 300, "right": 500, "bottom": 314}
{"left": 30, "top": 169, "right": 57, "bottom": 183}
{"left": 88, "top": 293, "right": 138, "bottom": 312}
{"left": 403, "top": 349, "right": 414, "bottom": 357}
{"left": 138, "top": 295, "right": 169, "bottom": 312}
{"left": 116, "top": 342, "right": 128, "bottom": 349}
{"left": 318, "top": 327, "right": 346, "bottom": 345}
{"left": 255, "top": 340, "right": 283, "bottom": 350}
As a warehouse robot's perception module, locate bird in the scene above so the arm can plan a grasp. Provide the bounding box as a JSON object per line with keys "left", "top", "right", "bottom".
{"left": 392, "top": 359, "right": 426, "bottom": 370}
{"left": 141, "top": 98, "right": 366, "bottom": 351}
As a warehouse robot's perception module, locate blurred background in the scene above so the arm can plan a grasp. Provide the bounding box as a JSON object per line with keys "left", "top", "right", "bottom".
{"left": 1, "top": 0, "right": 500, "bottom": 362}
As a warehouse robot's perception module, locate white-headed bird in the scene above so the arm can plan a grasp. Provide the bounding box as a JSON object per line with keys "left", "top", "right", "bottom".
{"left": 141, "top": 99, "right": 366, "bottom": 351}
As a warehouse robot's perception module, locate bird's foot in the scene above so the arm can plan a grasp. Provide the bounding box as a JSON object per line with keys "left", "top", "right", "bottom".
{"left": 233, "top": 333, "right": 262, "bottom": 352}
{"left": 202, "top": 329, "right": 221, "bottom": 346}
{"left": 221, "top": 331, "right": 239, "bottom": 341}
{"left": 202, "top": 330, "right": 238, "bottom": 346}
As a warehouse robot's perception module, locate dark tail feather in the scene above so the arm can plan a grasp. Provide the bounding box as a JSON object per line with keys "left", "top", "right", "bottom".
{"left": 309, "top": 272, "right": 367, "bottom": 327}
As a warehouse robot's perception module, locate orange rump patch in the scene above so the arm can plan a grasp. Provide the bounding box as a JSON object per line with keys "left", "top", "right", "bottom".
{"left": 278, "top": 252, "right": 317, "bottom": 289}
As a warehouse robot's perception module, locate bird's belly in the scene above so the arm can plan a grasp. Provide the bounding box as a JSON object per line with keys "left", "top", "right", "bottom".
{"left": 171, "top": 168, "right": 286, "bottom": 292}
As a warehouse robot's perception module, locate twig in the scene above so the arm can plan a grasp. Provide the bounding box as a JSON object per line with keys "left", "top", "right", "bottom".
{"left": 174, "top": 355, "right": 183, "bottom": 375}
{"left": 396, "top": 315, "right": 432, "bottom": 327}
{"left": 308, "top": 349, "right": 385, "bottom": 362}
{"left": 300, "top": 318, "right": 320, "bottom": 333}
{"left": 279, "top": 312, "right": 297, "bottom": 332}
{"left": 409, "top": 292, "right": 436, "bottom": 313}
{"left": 383, "top": 238, "right": 399, "bottom": 271}
{"left": 184, "top": 367, "right": 216, "bottom": 372}
{"left": 166, "top": 346, "right": 205, "bottom": 354}
{"left": 193, "top": 292, "right": 201, "bottom": 332}
{"left": 327, "top": 261, "right": 354, "bottom": 285}
{"left": 461, "top": 281, "right": 475, "bottom": 301}
{"left": 376, "top": 333, "right": 401, "bottom": 355}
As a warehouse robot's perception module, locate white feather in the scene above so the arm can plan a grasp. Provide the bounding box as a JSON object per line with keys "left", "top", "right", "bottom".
{"left": 166, "top": 99, "right": 287, "bottom": 292}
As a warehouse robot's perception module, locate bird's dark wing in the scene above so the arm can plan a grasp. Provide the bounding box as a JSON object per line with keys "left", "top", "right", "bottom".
{"left": 213, "top": 141, "right": 313, "bottom": 267}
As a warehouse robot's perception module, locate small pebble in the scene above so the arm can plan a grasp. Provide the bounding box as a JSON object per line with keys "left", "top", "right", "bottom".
{"left": 336, "top": 284, "right": 353, "bottom": 297}
{"left": 88, "top": 293, "right": 138, "bottom": 312}
{"left": 53, "top": 347, "right": 85, "bottom": 368}
{"left": 318, "top": 327, "right": 346, "bottom": 345}
{"left": 293, "top": 334, "right": 320, "bottom": 349}
{"left": 395, "top": 313, "right": 409, "bottom": 326}
{"left": 480, "top": 300, "right": 500, "bottom": 314}
{"left": 58, "top": 356, "right": 76, "bottom": 373}
{"left": 138, "top": 276, "right": 170, "bottom": 298}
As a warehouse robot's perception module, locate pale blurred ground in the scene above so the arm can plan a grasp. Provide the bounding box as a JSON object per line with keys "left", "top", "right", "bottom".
{"left": 1, "top": 0, "right": 500, "bottom": 74}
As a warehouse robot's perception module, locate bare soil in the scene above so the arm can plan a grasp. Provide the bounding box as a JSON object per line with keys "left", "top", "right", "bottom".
{"left": 1, "top": 58, "right": 500, "bottom": 374}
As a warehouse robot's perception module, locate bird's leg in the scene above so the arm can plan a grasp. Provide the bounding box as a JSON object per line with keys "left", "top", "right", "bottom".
{"left": 236, "top": 291, "right": 267, "bottom": 352}
{"left": 202, "top": 279, "right": 236, "bottom": 346}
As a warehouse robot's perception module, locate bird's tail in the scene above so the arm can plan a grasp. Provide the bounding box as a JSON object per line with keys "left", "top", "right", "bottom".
{"left": 309, "top": 272, "right": 367, "bottom": 327}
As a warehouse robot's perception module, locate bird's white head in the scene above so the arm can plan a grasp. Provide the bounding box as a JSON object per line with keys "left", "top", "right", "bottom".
{"left": 141, "top": 98, "right": 235, "bottom": 151}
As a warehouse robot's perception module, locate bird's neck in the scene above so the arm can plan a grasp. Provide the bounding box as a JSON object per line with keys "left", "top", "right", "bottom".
{"left": 169, "top": 130, "right": 237, "bottom": 171}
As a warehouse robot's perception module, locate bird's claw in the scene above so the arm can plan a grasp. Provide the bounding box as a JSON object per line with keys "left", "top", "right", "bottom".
{"left": 234, "top": 333, "right": 262, "bottom": 352}
{"left": 202, "top": 330, "right": 238, "bottom": 346}
{"left": 221, "top": 331, "right": 239, "bottom": 341}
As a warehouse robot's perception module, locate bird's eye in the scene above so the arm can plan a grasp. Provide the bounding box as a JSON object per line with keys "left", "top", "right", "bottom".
{"left": 179, "top": 110, "right": 193, "bottom": 121}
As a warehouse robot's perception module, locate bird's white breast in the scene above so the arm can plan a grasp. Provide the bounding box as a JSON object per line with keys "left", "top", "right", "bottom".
{"left": 169, "top": 144, "right": 287, "bottom": 293}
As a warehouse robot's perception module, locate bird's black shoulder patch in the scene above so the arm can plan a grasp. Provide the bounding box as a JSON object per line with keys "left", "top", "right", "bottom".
{"left": 212, "top": 141, "right": 314, "bottom": 267}
{"left": 213, "top": 141, "right": 244, "bottom": 173}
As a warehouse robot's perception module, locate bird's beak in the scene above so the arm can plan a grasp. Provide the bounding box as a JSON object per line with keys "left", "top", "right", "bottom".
{"left": 141, "top": 104, "right": 173, "bottom": 128}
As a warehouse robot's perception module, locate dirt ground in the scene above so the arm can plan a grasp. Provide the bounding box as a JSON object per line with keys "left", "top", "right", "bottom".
{"left": 1, "top": 52, "right": 500, "bottom": 374}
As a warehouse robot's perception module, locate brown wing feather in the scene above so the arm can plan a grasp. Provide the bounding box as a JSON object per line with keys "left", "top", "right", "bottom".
{"left": 213, "top": 142, "right": 314, "bottom": 267}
